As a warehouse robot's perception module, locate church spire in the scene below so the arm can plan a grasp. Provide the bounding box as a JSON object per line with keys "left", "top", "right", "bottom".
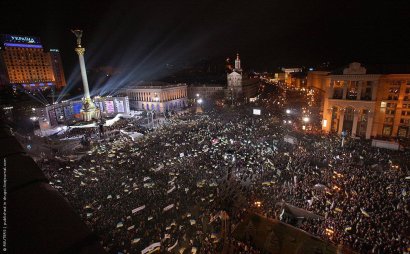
{"left": 234, "top": 53, "right": 241, "bottom": 72}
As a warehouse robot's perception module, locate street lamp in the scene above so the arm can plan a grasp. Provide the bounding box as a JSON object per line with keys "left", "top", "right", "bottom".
{"left": 286, "top": 109, "right": 291, "bottom": 114}
{"left": 303, "top": 117, "right": 310, "bottom": 123}
{"left": 30, "top": 116, "right": 38, "bottom": 133}
{"left": 197, "top": 98, "right": 203, "bottom": 105}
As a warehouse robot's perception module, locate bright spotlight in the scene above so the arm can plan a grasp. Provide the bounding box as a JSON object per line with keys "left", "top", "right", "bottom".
{"left": 198, "top": 98, "right": 203, "bottom": 104}
{"left": 286, "top": 109, "right": 291, "bottom": 114}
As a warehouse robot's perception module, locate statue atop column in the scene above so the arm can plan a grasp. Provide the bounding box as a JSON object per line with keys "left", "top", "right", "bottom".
{"left": 71, "top": 28, "right": 99, "bottom": 121}
{"left": 71, "top": 29, "right": 83, "bottom": 47}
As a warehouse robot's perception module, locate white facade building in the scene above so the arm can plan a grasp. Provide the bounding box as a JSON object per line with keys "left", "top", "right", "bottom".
{"left": 124, "top": 82, "right": 187, "bottom": 112}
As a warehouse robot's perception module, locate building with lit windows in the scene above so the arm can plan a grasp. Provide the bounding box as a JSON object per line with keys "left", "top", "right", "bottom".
{"left": 187, "top": 84, "right": 225, "bottom": 99}
{"left": 0, "top": 34, "right": 66, "bottom": 90}
{"left": 48, "top": 49, "right": 66, "bottom": 89}
{"left": 124, "top": 81, "right": 187, "bottom": 112}
{"left": 315, "top": 62, "right": 410, "bottom": 139}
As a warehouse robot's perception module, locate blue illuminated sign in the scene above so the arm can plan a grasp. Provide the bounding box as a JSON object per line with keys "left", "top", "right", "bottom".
{"left": 47, "top": 82, "right": 53, "bottom": 86}
{"left": 73, "top": 102, "right": 82, "bottom": 114}
{"left": 39, "top": 83, "right": 45, "bottom": 86}
{"left": 4, "top": 43, "right": 43, "bottom": 49}
{"left": 3, "top": 34, "right": 41, "bottom": 44}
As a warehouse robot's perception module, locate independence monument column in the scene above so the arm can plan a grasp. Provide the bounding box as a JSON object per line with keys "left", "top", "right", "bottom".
{"left": 71, "top": 29, "right": 99, "bottom": 121}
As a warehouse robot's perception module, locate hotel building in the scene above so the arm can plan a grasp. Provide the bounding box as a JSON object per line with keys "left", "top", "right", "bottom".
{"left": 0, "top": 34, "right": 66, "bottom": 90}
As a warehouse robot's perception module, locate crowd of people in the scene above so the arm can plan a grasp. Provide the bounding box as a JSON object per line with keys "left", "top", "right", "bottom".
{"left": 37, "top": 102, "right": 409, "bottom": 253}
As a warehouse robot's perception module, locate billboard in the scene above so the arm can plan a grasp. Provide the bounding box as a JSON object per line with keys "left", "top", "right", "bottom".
{"left": 115, "top": 99, "right": 125, "bottom": 113}
{"left": 64, "top": 105, "right": 74, "bottom": 119}
{"left": 253, "top": 109, "right": 261, "bottom": 115}
{"left": 73, "top": 102, "right": 82, "bottom": 114}
{"left": 48, "top": 109, "right": 58, "bottom": 127}
{"left": 104, "top": 100, "right": 115, "bottom": 114}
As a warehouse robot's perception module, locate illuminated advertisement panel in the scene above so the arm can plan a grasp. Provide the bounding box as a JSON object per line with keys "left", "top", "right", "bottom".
{"left": 73, "top": 102, "right": 82, "bottom": 115}
{"left": 64, "top": 106, "right": 74, "bottom": 119}
{"left": 104, "top": 100, "right": 115, "bottom": 113}
{"left": 115, "top": 99, "right": 125, "bottom": 113}
{"left": 48, "top": 109, "right": 57, "bottom": 126}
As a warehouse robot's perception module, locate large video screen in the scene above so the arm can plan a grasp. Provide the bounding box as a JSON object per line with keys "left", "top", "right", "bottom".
{"left": 115, "top": 99, "right": 125, "bottom": 113}
{"left": 253, "top": 109, "right": 261, "bottom": 115}
{"left": 73, "top": 102, "right": 82, "bottom": 114}
{"left": 104, "top": 100, "right": 115, "bottom": 113}
{"left": 64, "top": 105, "right": 74, "bottom": 119}
{"left": 48, "top": 109, "right": 58, "bottom": 126}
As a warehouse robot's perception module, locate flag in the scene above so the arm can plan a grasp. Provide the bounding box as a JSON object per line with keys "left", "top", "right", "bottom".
{"left": 360, "top": 208, "right": 370, "bottom": 217}
{"left": 131, "top": 238, "right": 140, "bottom": 244}
{"left": 163, "top": 204, "right": 174, "bottom": 212}
{"left": 167, "top": 240, "right": 178, "bottom": 252}
{"left": 141, "top": 242, "right": 161, "bottom": 254}
{"left": 132, "top": 205, "right": 146, "bottom": 214}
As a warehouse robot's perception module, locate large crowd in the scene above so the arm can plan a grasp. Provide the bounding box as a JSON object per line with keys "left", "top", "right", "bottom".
{"left": 37, "top": 104, "right": 409, "bottom": 254}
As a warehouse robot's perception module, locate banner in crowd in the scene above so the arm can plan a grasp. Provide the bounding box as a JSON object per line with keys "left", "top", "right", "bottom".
{"left": 167, "top": 240, "right": 178, "bottom": 252}
{"left": 167, "top": 186, "right": 176, "bottom": 194}
{"left": 132, "top": 205, "right": 146, "bottom": 214}
{"left": 163, "top": 204, "right": 174, "bottom": 212}
{"left": 141, "top": 242, "right": 161, "bottom": 254}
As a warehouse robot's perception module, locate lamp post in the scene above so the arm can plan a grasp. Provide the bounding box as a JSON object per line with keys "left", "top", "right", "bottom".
{"left": 30, "top": 116, "right": 38, "bottom": 134}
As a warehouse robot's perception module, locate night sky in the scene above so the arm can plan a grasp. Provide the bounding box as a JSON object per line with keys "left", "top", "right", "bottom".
{"left": 1, "top": 0, "right": 410, "bottom": 76}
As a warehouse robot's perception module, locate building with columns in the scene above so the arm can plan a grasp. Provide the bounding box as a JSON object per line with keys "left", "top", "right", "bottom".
{"left": 319, "top": 62, "right": 410, "bottom": 139}
{"left": 124, "top": 81, "right": 187, "bottom": 112}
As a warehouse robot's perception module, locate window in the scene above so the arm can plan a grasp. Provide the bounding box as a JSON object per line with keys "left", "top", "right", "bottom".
{"left": 383, "top": 125, "right": 392, "bottom": 136}
{"left": 384, "top": 117, "right": 394, "bottom": 123}
{"left": 400, "top": 118, "right": 410, "bottom": 124}
{"left": 386, "top": 110, "right": 395, "bottom": 115}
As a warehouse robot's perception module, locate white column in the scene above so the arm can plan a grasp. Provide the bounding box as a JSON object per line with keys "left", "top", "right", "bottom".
{"left": 366, "top": 112, "right": 374, "bottom": 139}
{"left": 356, "top": 82, "right": 362, "bottom": 100}
{"left": 338, "top": 110, "right": 345, "bottom": 134}
{"left": 342, "top": 81, "right": 348, "bottom": 99}
{"left": 371, "top": 81, "right": 377, "bottom": 101}
{"left": 75, "top": 48, "right": 90, "bottom": 99}
{"left": 329, "top": 81, "right": 334, "bottom": 99}
{"left": 351, "top": 111, "right": 359, "bottom": 137}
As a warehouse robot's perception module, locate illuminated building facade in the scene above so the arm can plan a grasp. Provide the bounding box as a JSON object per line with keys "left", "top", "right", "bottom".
{"left": 48, "top": 49, "right": 66, "bottom": 89}
{"left": 226, "top": 54, "right": 259, "bottom": 103}
{"left": 187, "top": 84, "right": 225, "bottom": 99}
{"left": 125, "top": 82, "right": 187, "bottom": 112}
{"left": 0, "top": 34, "right": 60, "bottom": 90}
{"left": 318, "top": 62, "right": 410, "bottom": 139}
